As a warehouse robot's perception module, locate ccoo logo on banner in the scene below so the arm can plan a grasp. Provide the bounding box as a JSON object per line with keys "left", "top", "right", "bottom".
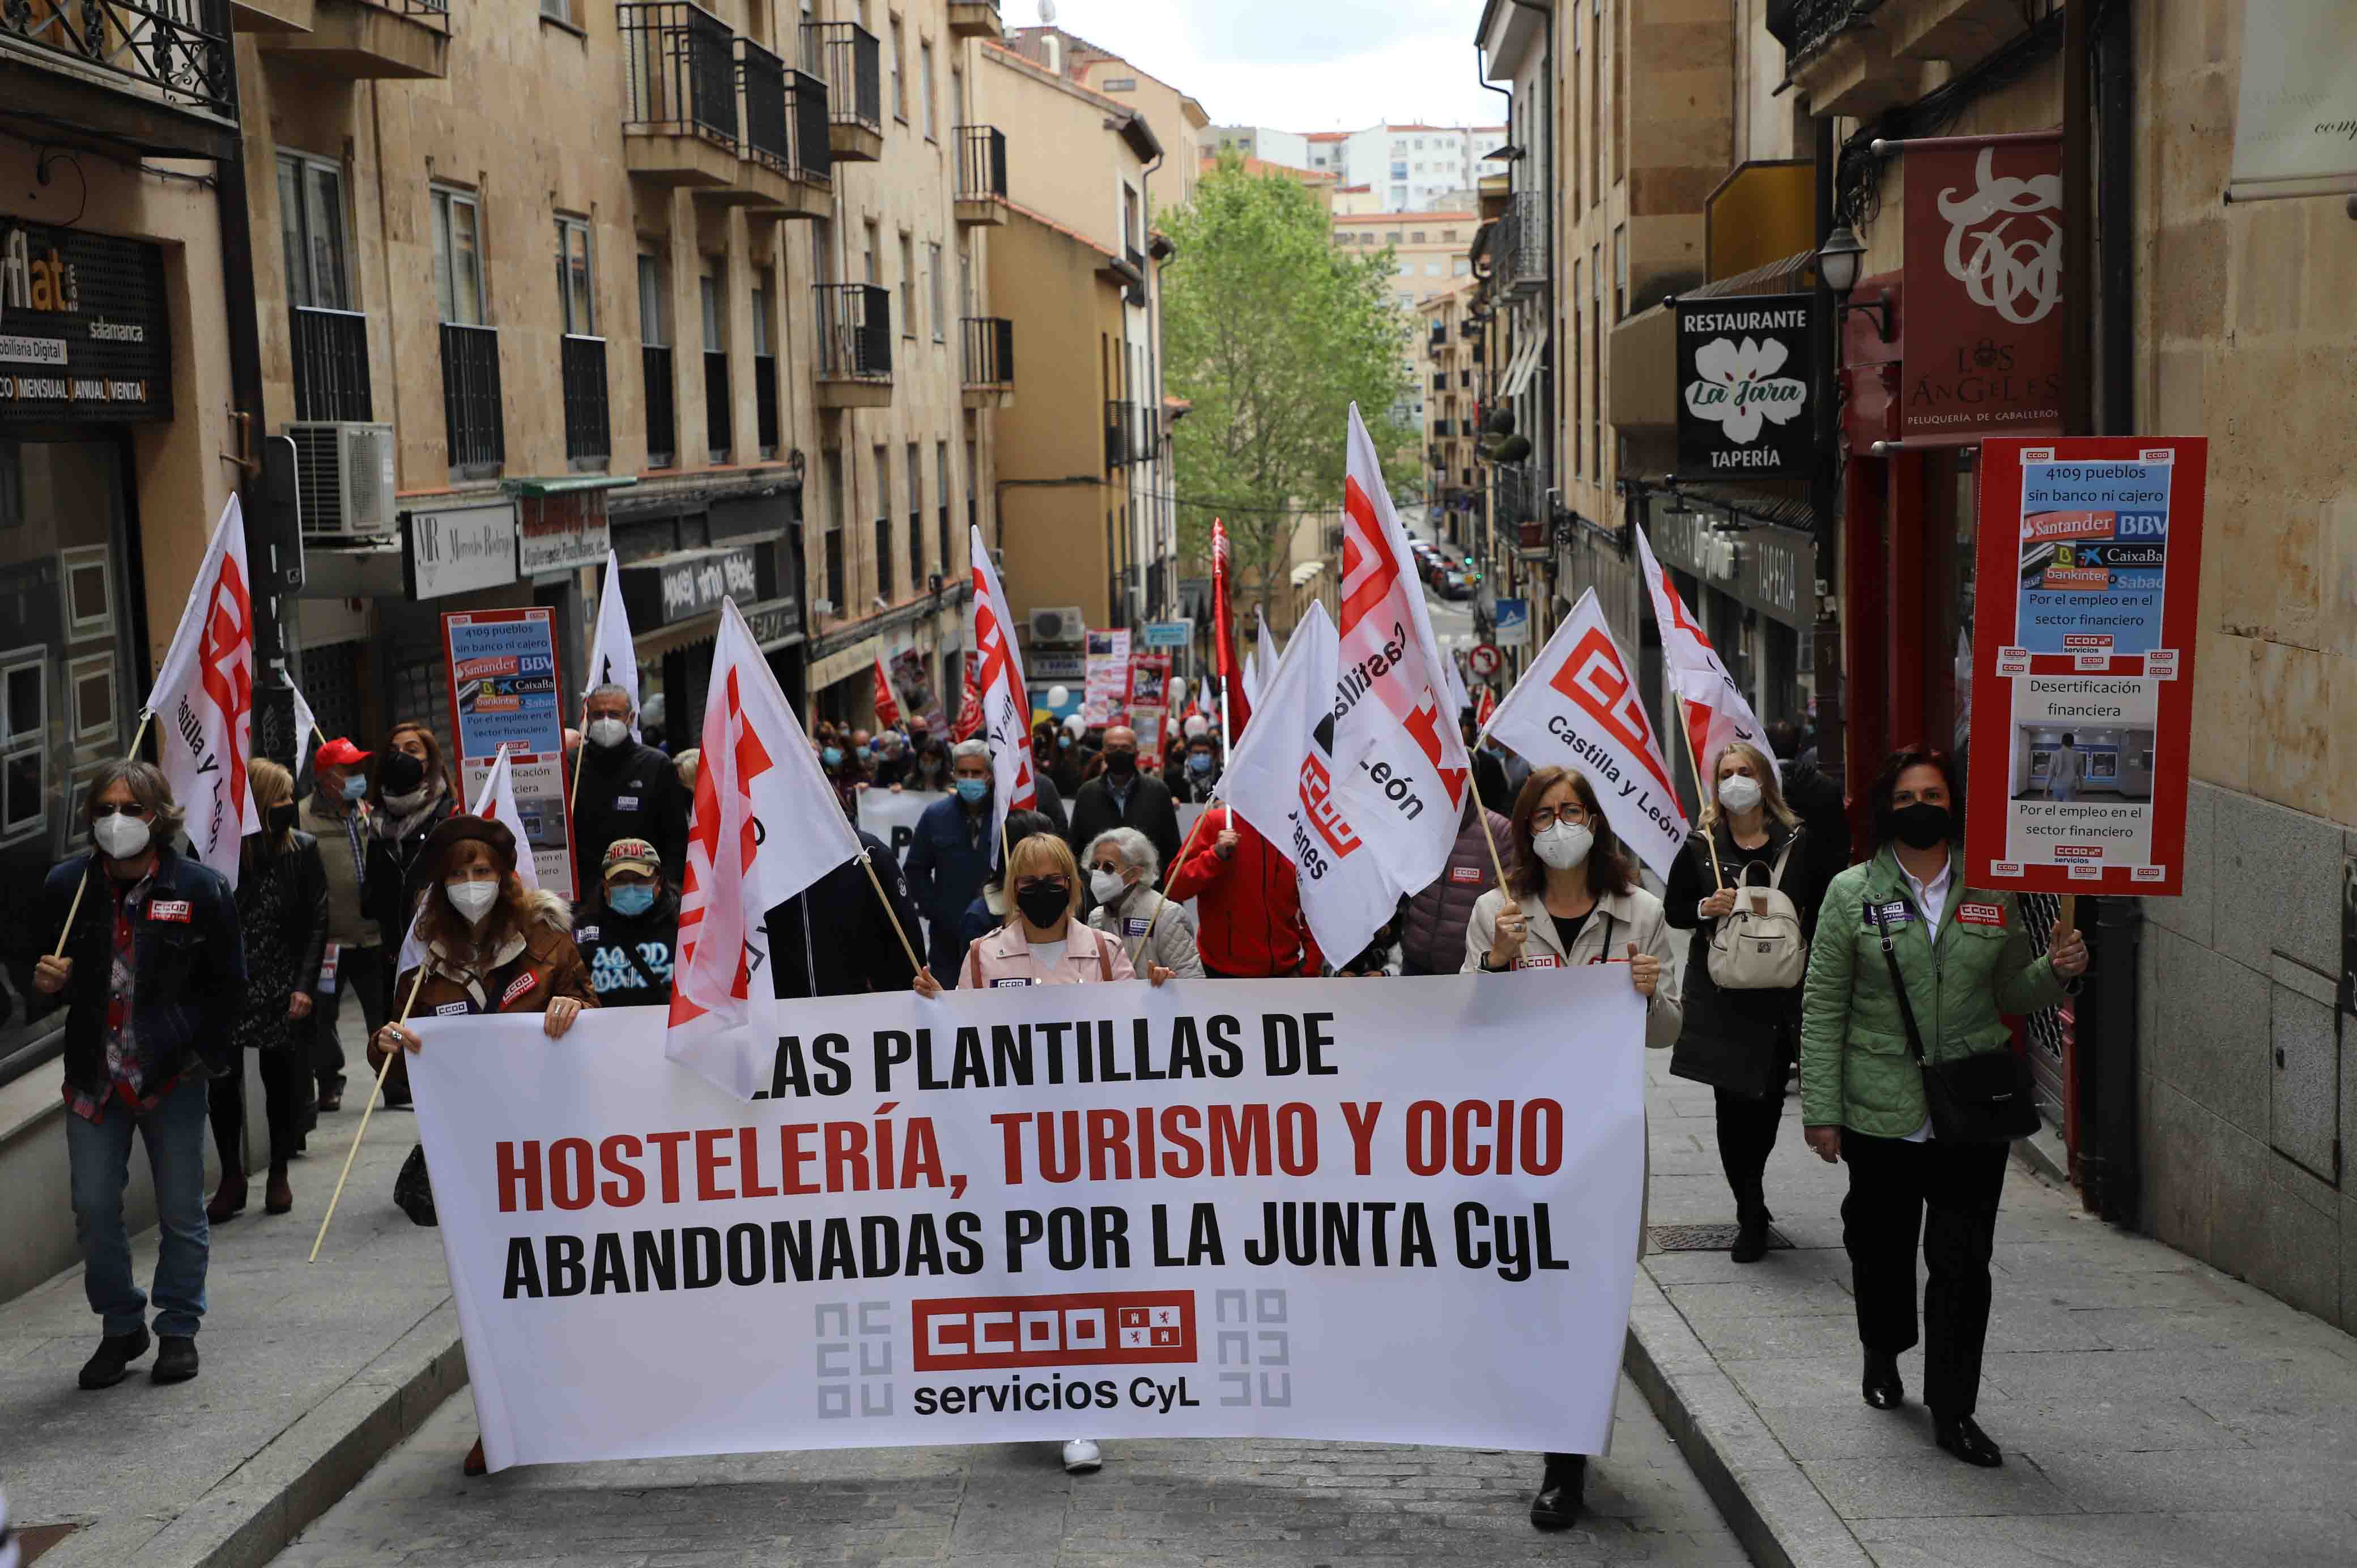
{"left": 1674, "top": 293, "right": 1813, "bottom": 481}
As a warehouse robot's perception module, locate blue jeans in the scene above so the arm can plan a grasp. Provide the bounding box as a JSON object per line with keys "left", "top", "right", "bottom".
{"left": 66, "top": 1072, "right": 211, "bottom": 1338}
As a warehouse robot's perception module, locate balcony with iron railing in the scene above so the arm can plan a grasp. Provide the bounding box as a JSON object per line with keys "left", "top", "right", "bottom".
{"left": 1492, "top": 461, "right": 1547, "bottom": 534}
{"left": 561, "top": 334, "right": 610, "bottom": 470}
{"left": 261, "top": 0, "right": 450, "bottom": 83}
{"left": 439, "top": 321, "right": 504, "bottom": 478}
{"left": 643, "top": 344, "right": 676, "bottom": 467}
{"left": 814, "top": 282, "right": 892, "bottom": 408}
{"left": 1, "top": 0, "right": 239, "bottom": 159}
{"left": 734, "top": 39, "right": 831, "bottom": 218}
{"left": 801, "top": 19, "right": 881, "bottom": 162}
{"left": 1780, "top": 0, "right": 2052, "bottom": 120}
{"left": 1104, "top": 399, "right": 1138, "bottom": 470}
{"left": 945, "top": 0, "right": 999, "bottom": 41}
{"left": 960, "top": 316, "right": 1014, "bottom": 410}
{"left": 291, "top": 306, "right": 373, "bottom": 424}
{"left": 620, "top": 2, "right": 741, "bottom": 186}
{"left": 1497, "top": 189, "right": 1547, "bottom": 298}
{"left": 954, "top": 124, "right": 1009, "bottom": 227}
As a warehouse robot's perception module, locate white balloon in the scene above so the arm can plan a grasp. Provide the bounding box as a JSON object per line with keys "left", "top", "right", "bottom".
{"left": 1046, "top": 684, "right": 1070, "bottom": 708}
{"left": 1167, "top": 675, "right": 1187, "bottom": 705}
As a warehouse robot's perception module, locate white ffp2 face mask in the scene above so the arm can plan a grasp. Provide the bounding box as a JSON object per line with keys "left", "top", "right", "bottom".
{"left": 95, "top": 812, "right": 152, "bottom": 860}
{"left": 1718, "top": 775, "right": 1763, "bottom": 814}
{"left": 1090, "top": 869, "right": 1129, "bottom": 905}
{"left": 445, "top": 879, "right": 499, "bottom": 922}
{"left": 587, "top": 717, "right": 630, "bottom": 749}
{"left": 1531, "top": 822, "right": 1593, "bottom": 871}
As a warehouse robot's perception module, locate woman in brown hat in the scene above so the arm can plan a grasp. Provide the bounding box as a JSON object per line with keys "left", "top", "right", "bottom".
{"left": 370, "top": 813, "right": 593, "bottom": 1476}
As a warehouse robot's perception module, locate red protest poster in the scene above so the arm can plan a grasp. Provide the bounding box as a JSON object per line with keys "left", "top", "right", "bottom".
{"left": 1900, "top": 135, "right": 2064, "bottom": 444}
{"left": 1964, "top": 437, "right": 2208, "bottom": 896}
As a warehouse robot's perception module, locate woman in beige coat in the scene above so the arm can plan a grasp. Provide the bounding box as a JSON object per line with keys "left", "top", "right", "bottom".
{"left": 1083, "top": 826, "right": 1205, "bottom": 978}
{"left": 1461, "top": 764, "right": 1681, "bottom": 1533}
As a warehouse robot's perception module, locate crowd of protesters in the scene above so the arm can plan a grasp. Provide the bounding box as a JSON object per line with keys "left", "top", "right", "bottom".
{"left": 14, "top": 655, "right": 2092, "bottom": 1524}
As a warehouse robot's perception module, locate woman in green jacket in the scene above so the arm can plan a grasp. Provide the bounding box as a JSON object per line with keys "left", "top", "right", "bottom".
{"left": 1799, "top": 748, "right": 2085, "bottom": 1470}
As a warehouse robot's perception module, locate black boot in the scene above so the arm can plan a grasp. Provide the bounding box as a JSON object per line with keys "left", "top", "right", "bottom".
{"left": 78, "top": 1327, "right": 151, "bottom": 1390}
{"left": 152, "top": 1336, "right": 199, "bottom": 1384}
{"left": 1529, "top": 1455, "right": 1585, "bottom": 1531}
{"left": 1730, "top": 1208, "right": 1770, "bottom": 1263}
{"left": 1934, "top": 1412, "right": 2002, "bottom": 1467}
{"left": 1862, "top": 1349, "right": 1903, "bottom": 1409}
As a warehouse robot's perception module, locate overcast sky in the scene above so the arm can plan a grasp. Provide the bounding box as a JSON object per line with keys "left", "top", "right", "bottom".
{"left": 1022, "top": 0, "right": 1505, "bottom": 133}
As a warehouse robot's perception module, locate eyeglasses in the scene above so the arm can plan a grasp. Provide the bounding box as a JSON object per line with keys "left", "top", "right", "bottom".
{"left": 1088, "top": 861, "right": 1122, "bottom": 875}
{"left": 90, "top": 802, "right": 153, "bottom": 820}
{"left": 1529, "top": 807, "right": 1590, "bottom": 832}
{"left": 1015, "top": 876, "right": 1071, "bottom": 893}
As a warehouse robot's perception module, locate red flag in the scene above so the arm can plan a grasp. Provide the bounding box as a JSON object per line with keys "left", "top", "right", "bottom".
{"left": 871, "top": 653, "right": 903, "bottom": 728}
{"left": 952, "top": 650, "right": 983, "bottom": 740}
{"left": 1211, "top": 519, "right": 1251, "bottom": 738}
{"left": 1474, "top": 685, "right": 1496, "bottom": 728}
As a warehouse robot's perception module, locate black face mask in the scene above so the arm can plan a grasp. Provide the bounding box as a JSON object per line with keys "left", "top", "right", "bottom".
{"left": 267, "top": 803, "right": 297, "bottom": 834}
{"left": 1014, "top": 881, "right": 1070, "bottom": 928}
{"left": 1887, "top": 801, "right": 1954, "bottom": 850}
{"left": 1104, "top": 750, "right": 1137, "bottom": 778}
{"left": 378, "top": 750, "right": 426, "bottom": 796}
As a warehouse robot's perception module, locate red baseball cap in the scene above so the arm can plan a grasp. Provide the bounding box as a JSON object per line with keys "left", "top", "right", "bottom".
{"left": 316, "top": 737, "right": 371, "bottom": 769}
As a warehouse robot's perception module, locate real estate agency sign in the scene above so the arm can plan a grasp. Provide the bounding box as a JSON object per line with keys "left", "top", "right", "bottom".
{"left": 1674, "top": 293, "right": 1811, "bottom": 480}
{"left": 1964, "top": 438, "right": 2208, "bottom": 897}
{"left": 1899, "top": 134, "right": 2064, "bottom": 442}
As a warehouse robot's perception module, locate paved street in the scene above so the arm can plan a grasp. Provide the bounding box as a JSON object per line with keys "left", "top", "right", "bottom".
{"left": 263, "top": 1376, "right": 1745, "bottom": 1568}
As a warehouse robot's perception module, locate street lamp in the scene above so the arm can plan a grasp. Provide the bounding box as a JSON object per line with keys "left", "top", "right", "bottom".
{"left": 1816, "top": 224, "right": 1891, "bottom": 343}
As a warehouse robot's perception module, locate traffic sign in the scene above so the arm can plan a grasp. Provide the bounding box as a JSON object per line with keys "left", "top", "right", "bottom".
{"left": 1467, "top": 643, "right": 1503, "bottom": 678}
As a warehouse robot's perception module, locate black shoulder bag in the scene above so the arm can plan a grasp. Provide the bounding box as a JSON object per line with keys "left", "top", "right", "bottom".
{"left": 1866, "top": 902, "right": 2039, "bottom": 1143}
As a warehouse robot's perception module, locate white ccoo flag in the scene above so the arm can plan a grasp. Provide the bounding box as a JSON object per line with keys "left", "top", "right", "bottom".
{"left": 968, "top": 522, "right": 1039, "bottom": 859}
{"left": 667, "top": 599, "right": 865, "bottom": 1092}
{"left": 1633, "top": 524, "right": 1775, "bottom": 784}
{"left": 1331, "top": 404, "right": 1475, "bottom": 896}
{"left": 1481, "top": 588, "right": 1690, "bottom": 882}
{"left": 584, "top": 550, "right": 641, "bottom": 738}
{"left": 1215, "top": 602, "right": 1395, "bottom": 966}
{"left": 287, "top": 677, "right": 320, "bottom": 789}
{"left": 145, "top": 496, "right": 258, "bottom": 888}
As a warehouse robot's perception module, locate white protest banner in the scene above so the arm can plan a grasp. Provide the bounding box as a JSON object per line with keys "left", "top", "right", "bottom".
{"left": 1483, "top": 588, "right": 1689, "bottom": 883}
{"left": 857, "top": 788, "right": 949, "bottom": 868}
{"left": 406, "top": 967, "right": 1645, "bottom": 1472}
{"left": 1219, "top": 602, "right": 1395, "bottom": 966}
{"left": 1633, "top": 523, "right": 1773, "bottom": 783}
{"left": 1333, "top": 405, "right": 1475, "bottom": 894}
{"left": 145, "top": 495, "right": 258, "bottom": 887}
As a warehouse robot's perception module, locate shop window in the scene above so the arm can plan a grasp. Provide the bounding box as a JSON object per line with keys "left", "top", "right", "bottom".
{"left": 59, "top": 543, "right": 113, "bottom": 640}
{"left": 2, "top": 648, "right": 46, "bottom": 847}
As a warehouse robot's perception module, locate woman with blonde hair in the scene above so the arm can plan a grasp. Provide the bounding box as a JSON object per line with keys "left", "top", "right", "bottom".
{"left": 206, "top": 758, "right": 328, "bottom": 1221}
{"left": 953, "top": 830, "right": 1173, "bottom": 1475}
{"left": 1666, "top": 740, "right": 1829, "bottom": 1263}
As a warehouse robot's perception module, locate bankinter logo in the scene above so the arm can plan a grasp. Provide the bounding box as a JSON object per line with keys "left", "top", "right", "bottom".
{"left": 912, "top": 1290, "right": 1197, "bottom": 1371}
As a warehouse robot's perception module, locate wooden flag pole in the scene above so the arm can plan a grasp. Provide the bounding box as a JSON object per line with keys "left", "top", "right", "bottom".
{"left": 50, "top": 709, "right": 159, "bottom": 957}
{"left": 2058, "top": 893, "right": 2078, "bottom": 943}
{"left": 1671, "top": 696, "right": 1723, "bottom": 891}
{"left": 567, "top": 698, "right": 589, "bottom": 812}
{"left": 1473, "top": 798, "right": 1513, "bottom": 895}
{"left": 857, "top": 850, "right": 928, "bottom": 981}
{"left": 309, "top": 963, "right": 429, "bottom": 1263}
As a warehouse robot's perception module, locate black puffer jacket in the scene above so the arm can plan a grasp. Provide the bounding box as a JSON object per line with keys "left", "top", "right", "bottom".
{"left": 1398, "top": 798, "right": 1513, "bottom": 975}
{"left": 765, "top": 830, "right": 925, "bottom": 997}
{"left": 1664, "top": 819, "right": 1828, "bottom": 1098}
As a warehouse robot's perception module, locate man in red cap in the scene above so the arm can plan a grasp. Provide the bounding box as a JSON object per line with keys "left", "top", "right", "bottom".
{"left": 300, "top": 737, "right": 383, "bottom": 1113}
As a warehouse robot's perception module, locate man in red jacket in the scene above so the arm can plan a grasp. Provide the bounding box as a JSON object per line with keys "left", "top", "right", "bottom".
{"left": 1164, "top": 806, "right": 1322, "bottom": 979}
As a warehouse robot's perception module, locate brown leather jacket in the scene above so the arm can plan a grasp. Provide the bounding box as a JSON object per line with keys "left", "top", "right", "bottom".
{"left": 371, "top": 890, "right": 595, "bottom": 1094}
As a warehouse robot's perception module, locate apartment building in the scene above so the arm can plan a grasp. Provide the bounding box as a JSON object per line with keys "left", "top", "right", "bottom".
{"left": 239, "top": 0, "right": 1007, "bottom": 751}
{"left": 1000, "top": 25, "right": 1207, "bottom": 224}
{"left": 978, "top": 42, "right": 1173, "bottom": 678}
{"left": 1217, "top": 122, "right": 1508, "bottom": 214}
{"left": 1330, "top": 209, "right": 1480, "bottom": 313}
{"left": 1419, "top": 282, "right": 1482, "bottom": 548}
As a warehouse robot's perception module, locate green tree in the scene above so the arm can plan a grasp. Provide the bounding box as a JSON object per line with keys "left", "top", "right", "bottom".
{"left": 1162, "top": 153, "right": 1418, "bottom": 619}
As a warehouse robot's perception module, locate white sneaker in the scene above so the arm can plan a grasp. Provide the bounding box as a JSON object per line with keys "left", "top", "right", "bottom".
{"left": 1061, "top": 1438, "right": 1101, "bottom": 1475}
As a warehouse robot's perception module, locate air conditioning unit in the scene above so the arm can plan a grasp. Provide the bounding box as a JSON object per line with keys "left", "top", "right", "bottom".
{"left": 283, "top": 421, "right": 396, "bottom": 536}
{"left": 1029, "top": 606, "right": 1086, "bottom": 643}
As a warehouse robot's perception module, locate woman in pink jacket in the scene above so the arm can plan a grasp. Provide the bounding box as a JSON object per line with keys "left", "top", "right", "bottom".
{"left": 957, "top": 832, "right": 1173, "bottom": 1472}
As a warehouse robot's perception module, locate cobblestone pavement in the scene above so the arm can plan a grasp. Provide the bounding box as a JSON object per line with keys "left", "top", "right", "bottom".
{"left": 266, "top": 1374, "right": 1748, "bottom": 1568}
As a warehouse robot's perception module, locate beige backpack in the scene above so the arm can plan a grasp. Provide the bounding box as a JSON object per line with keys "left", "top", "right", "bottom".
{"left": 1704, "top": 833, "right": 1809, "bottom": 991}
